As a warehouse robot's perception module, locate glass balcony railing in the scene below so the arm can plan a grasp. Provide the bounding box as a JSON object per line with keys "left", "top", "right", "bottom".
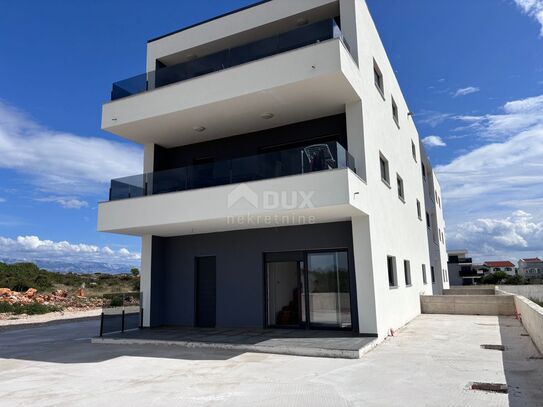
{"left": 109, "top": 141, "right": 355, "bottom": 201}
{"left": 111, "top": 18, "right": 348, "bottom": 101}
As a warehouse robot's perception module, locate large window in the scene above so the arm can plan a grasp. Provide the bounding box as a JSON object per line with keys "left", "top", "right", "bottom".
{"left": 307, "top": 251, "right": 351, "bottom": 328}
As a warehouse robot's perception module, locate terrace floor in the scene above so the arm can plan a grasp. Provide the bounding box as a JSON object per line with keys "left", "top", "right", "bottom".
{"left": 0, "top": 314, "right": 542, "bottom": 406}
{"left": 93, "top": 326, "right": 377, "bottom": 359}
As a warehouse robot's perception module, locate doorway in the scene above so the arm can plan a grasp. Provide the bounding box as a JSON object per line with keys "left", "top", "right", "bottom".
{"left": 195, "top": 256, "right": 216, "bottom": 327}
{"left": 266, "top": 260, "right": 304, "bottom": 328}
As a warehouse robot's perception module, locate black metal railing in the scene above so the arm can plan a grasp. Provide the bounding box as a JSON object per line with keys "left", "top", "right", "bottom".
{"left": 99, "top": 292, "right": 142, "bottom": 336}
{"left": 111, "top": 18, "right": 348, "bottom": 101}
{"left": 108, "top": 141, "right": 355, "bottom": 201}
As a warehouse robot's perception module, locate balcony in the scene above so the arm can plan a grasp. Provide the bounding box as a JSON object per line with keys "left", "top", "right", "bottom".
{"left": 111, "top": 19, "right": 347, "bottom": 101}
{"left": 109, "top": 141, "right": 354, "bottom": 201}
{"left": 102, "top": 22, "right": 360, "bottom": 147}
{"left": 98, "top": 142, "right": 367, "bottom": 237}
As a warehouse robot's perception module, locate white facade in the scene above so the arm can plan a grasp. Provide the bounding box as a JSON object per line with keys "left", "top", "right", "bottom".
{"left": 98, "top": 0, "right": 448, "bottom": 338}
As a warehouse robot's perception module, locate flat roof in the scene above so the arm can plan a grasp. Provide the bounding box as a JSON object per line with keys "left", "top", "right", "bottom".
{"left": 148, "top": 0, "right": 273, "bottom": 43}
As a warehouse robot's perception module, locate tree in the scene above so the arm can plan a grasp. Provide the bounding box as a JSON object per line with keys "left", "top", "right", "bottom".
{"left": 130, "top": 268, "right": 140, "bottom": 278}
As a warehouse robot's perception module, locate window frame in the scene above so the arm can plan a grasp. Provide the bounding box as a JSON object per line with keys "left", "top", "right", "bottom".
{"left": 387, "top": 255, "right": 398, "bottom": 288}
{"left": 373, "top": 60, "right": 385, "bottom": 98}
{"left": 416, "top": 199, "right": 422, "bottom": 220}
{"left": 396, "top": 174, "right": 405, "bottom": 202}
{"left": 380, "top": 153, "right": 391, "bottom": 187}
{"left": 391, "top": 96, "right": 399, "bottom": 127}
{"left": 404, "top": 260, "right": 412, "bottom": 286}
{"left": 411, "top": 140, "right": 417, "bottom": 162}
{"left": 422, "top": 264, "right": 427, "bottom": 285}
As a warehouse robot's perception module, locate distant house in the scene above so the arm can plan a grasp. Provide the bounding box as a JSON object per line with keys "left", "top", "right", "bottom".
{"left": 518, "top": 258, "right": 543, "bottom": 281}
{"left": 483, "top": 261, "right": 516, "bottom": 276}
{"left": 447, "top": 250, "right": 483, "bottom": 286}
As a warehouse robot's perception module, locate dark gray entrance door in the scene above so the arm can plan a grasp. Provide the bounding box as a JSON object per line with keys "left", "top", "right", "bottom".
{"left": 195, "top": 256, "right": 216, "bottom": 327}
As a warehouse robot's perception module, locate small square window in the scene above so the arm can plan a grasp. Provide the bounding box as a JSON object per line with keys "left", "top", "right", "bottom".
{"left": 392, "top": 97, "right": 399, "bottom": 127}
{"left": 404, "top": 260, "right": 411, "bottom": 286}
{"left": 411, "top": 140, "right": 417, "bottom": 162}
{"left": 387, "top": 256, "right": 397, "bottom": 287}
{"left": 422, "top": 264, "right": 427, "bottom": 285}
{"left": 397, "top": 174, "right": 405, "bottom": 201}
{"left": 416, "top": 200, "right": 422, "bottom": 220}
{"left": 380, "top": 153, "right": 390, "bottom": 186}
{"left": 374, "top": 60, "right": 384, "bottom": 96}
{"left": 431, "top": 266, "right": 436, "bottom": 283}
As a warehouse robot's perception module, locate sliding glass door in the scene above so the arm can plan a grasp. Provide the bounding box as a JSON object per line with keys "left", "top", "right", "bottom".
{"left": 307, "top": 251, "right": 351, "bottom": 329}
{"left": 265, "top": 250, "right": 352, "bottom": 330}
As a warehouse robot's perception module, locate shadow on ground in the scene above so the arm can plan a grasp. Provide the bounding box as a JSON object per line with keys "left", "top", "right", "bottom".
{"left": 498, "top": 316, "right": 543, "bottom": 406}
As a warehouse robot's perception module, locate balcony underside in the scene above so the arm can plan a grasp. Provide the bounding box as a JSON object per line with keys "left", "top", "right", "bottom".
{"left": 98, "top": 169, "right": 368, "bottom": 237}
{"left": 102, "top": 39, "right": 360, "bottom": 148}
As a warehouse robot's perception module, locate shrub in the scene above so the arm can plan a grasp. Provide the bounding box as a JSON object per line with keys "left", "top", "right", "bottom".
{"left": 0, "top": 302, "right": 63, "bottom": 315}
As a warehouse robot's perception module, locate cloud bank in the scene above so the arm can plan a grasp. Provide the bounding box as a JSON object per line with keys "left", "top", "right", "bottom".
{"left": 435, "top": 94, "right": 543, "bottom": 260}
{"left": 0, "top": 100, "right": 142, "bottom": 199}
{"left": 0, "top": 235, "right": 140, "bottom": 266}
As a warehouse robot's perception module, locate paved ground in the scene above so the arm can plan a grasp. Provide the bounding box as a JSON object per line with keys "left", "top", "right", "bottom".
{"left": 96, "top": 326, "right": 376, "bottom": 358}
{"left": 0, "top": 314, "right": 542, "bottom": 406}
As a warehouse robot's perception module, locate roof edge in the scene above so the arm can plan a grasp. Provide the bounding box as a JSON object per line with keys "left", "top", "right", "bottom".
{"left": 148, "top": 0, "right": 274, "bottom": 44}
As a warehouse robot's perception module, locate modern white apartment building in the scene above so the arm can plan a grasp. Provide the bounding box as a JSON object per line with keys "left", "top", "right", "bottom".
{"left": 97, "top": 0, "right": 448, "bottom": 338}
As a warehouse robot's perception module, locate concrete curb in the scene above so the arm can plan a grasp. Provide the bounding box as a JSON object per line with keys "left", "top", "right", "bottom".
{"left": 91, "top": 336, "right": 379, "bottom": 359}
{"left": 0, "top": 313, "right": 101, "bottom": 332}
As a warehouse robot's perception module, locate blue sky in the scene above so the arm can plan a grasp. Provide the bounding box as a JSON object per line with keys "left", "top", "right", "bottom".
{"left": 0, "top": 0, "right": 542, "bottom": 269}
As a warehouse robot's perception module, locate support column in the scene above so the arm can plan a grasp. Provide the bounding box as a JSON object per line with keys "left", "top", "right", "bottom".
{"left": 351, "top": 215, "right": 379, "bottom": 335}
{"left": 345, "top": 100, "right": 366, "bottom": 181}
{"left": 140, "top": 235, "right": 152, "bottom": 327}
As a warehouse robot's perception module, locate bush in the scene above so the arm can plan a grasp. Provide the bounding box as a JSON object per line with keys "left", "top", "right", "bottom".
{"left": 504, "top": 274, "right": 525, "bottom": 285}
{"left": 0, "top": 302, "right": 63, "bottom": 315}
{"left": 480, "top": 271, "right": 509, "bottom": 285}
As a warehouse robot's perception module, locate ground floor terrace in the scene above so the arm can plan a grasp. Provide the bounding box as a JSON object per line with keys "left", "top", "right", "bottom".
{"left": 0, "top": 314, "right": 541, "bottom": 406}
{"left": 145, "top": 222, "right": 364, "bottom": 333}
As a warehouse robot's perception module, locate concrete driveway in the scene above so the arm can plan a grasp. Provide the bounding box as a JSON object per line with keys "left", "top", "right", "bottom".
{"left": 0, "top": 314, "right": 541, "bottom": 406}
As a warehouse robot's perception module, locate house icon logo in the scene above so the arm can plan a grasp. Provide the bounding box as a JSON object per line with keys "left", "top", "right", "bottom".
{"left": 227, "top": 183, "right": 259, "bottom": 209}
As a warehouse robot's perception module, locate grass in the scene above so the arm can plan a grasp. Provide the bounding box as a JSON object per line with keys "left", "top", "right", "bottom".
{"left": 529, "top": 298, "right": 543, "bottom": 307}
{"left": 0, "top": 302, "right": 63, "bottom": 315}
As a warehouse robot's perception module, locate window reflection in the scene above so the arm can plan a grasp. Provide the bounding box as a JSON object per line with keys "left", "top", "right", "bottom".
{"left": 307, "top": 251, "right": 351, "bottom": 328}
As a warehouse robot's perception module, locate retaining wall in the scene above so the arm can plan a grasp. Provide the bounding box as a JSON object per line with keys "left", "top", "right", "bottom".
{"left": 497, "top": 285, "right": 543, "bottom": 302}
{"left": 421, "top": 295, "right": 516, "bottom": 316}
{"left": 443, "top": 287, "right": 496, "bottom": 296}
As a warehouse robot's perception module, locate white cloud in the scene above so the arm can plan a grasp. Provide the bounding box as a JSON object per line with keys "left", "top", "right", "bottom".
{"left": 415, "top": 110, "right": 454, "bottom": 127}
{"left": 454, "top": 86, "right": 480, "bottom": 97}
{"left": 422, "top": 135, "right": 447, "bottom": 147}
{"left": 454, "top": 94, "right": 543, "bottom": 139}
{"left": 36, "top": 196, "right": 89, "bottom": 209}
{"left": 514, "top": 0, "right": 543, "bottom": 36}
{"left": 449, "top": 211, "right": 543, "bottom": 260}
{"left": 0, "top": 100, "right": 142, "bottom": 197}
{"left": 436, "top": 94, "right": 543, "bottom": 261}
{"left": 0, "top": 235, "right": 140, "bottom": 265}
